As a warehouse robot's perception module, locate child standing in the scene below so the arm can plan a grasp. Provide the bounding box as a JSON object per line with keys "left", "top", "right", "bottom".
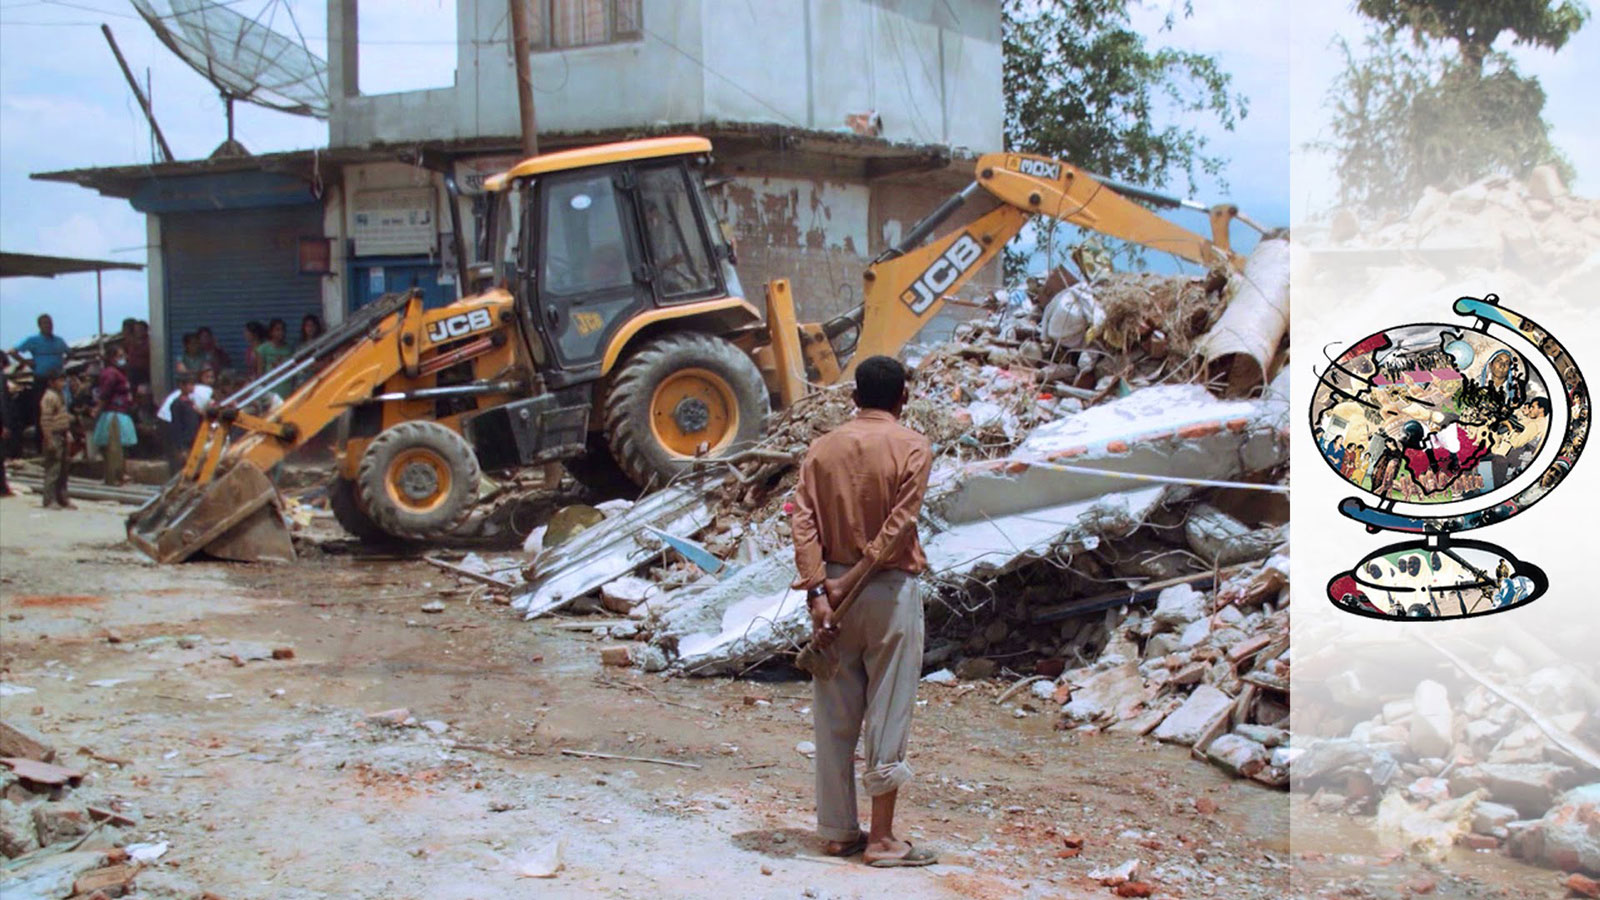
{"left": 39, "top": 370, "right": 74, "bottom": 508}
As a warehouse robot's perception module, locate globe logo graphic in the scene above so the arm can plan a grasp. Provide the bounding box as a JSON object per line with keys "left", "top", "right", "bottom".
{"left": 1310, "top": 295, "right": 1589, "bottom": 619}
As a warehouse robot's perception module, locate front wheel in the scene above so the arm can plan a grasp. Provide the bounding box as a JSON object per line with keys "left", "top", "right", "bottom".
{"left": 603, "top": 332, "right": 770, "bottom": 489}
{"left": 356, "top": 421, "right": 481, "bottom": 540}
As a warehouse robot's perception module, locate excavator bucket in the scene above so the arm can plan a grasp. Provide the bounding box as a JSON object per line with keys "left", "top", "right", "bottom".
{"left": 126, "top": 461, "right": 295, "bottom": 564}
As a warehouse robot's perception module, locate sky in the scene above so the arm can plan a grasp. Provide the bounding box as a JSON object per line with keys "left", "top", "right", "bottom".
{"left": 1, "top": 1, "right": 1594, "bottom": 345}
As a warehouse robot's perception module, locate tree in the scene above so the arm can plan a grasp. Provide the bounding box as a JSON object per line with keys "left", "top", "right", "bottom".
{"left": 1320, "top": 1, "right": 1588, "bottom": 213}
{"left": 1002, "top": 1, "right": 1246, "bottom": 274}
{"left": 1356, "top": 0, "right": 1588, "bottom": 75}
{"left": 1004, "top": 0, "right": 1245, "bottom": 191}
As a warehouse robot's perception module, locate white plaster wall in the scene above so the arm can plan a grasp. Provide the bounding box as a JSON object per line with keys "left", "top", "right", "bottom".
{"left": 329, "top": 0, "right": 1001, "bottom": 152}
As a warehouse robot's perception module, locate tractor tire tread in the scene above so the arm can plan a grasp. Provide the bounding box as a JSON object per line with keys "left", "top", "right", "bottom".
{"left": 602, "top": 331, "right": 769, "bottom": 489}
{"left": 356, "top": 420, "right": 481, "bottom": 541}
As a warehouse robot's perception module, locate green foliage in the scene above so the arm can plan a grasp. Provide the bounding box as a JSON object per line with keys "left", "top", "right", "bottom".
{"left": 1357, "top": 0, "right": 1588, "bottom": 72}
{"left": 1318, "top": 31, "right": 1573, "bottom": 211}
{"left": 1319, "top": 1, "right": 1588, "bottom": 214}
{"left": 1003, "top": 0, "right": 1244, "bottom": 192}
{"left": 1002, "top": 0, "right": 1246, "bottom": 276}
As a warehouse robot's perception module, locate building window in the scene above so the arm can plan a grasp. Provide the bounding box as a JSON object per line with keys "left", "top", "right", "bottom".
{"left": 527, "top": 0, "right": 642, "bottom": 51}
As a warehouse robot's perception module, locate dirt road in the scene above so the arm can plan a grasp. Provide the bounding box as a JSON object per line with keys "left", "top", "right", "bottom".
{"left": 1, "top": 495, "right": 1299, "bottom": 898}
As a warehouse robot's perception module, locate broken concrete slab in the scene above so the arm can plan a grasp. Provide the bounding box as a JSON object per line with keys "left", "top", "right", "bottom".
{"left": 1061, "top": 663, "right": 1149, "bottom": 723}
{"left": 1448, "top": 763, "right": 1576, "bottom": 818}
{"left": 1152, "top": 584, "right": 1206, "bottom": 632}
{"left": 600, "top": 576, "right": 657, "bottom": 615}
{"left": 1409, "top": 679, "right": 1454, "bottom": 759}
{"left": 1538, "top": 783, "right": 1600, "bottom": 875}
{"left": 1152, "top": 684, "right": 1233, "bottom": 746}
{"left": 1207, "top": 734, "right": 1269, "bottom": 777}
{"left": 0, "top": 849, "right": 106, "bottom": 900}
{"left": 514, "top": 475, "right": 717, "bottom": 619}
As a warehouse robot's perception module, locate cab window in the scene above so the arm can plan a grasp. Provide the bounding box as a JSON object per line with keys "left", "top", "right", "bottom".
{"left": 637, "top": 166, "right": 718, "bottom": 298}
{"left": 542, "top": 175, "right": 633, "bottom": 296}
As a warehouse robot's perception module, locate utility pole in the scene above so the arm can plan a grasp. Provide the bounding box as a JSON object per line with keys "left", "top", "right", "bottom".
{"left": 101, "top": 24, "right": 175, "bottom": 163}
{"left": 508, "top": 1, "right": 539, "bottom": 157}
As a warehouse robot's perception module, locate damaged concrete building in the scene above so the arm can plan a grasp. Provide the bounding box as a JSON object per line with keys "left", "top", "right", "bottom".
{"left": 34, "top": 0, "right": 1003, "bottom": 395}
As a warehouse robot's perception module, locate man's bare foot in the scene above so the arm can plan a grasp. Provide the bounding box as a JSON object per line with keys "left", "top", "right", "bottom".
{"left": 862, "top": 836, "right": 911, "bottom": 863}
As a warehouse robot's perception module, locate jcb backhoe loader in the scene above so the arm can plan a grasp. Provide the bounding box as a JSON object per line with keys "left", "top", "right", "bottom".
{"left": 128, "top": 135, "right": 1257, "bottom": 563}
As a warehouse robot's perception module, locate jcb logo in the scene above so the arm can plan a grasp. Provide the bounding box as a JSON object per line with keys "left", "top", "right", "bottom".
{"left": 900, "top": 234, "right": 983, "bottom": 315}
{"left": 1016, "top": 158, "right": 1061, "bottom": 181}
{"left": 573, "top": 312, "right": 604, "bottom": 336}
{"left": 425, "top": 308, "right": 494, "bottom": 344}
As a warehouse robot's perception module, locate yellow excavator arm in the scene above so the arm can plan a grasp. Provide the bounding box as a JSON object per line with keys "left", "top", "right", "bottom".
{"left": 779, "top": 151, "right": 1255, "bottom": 385}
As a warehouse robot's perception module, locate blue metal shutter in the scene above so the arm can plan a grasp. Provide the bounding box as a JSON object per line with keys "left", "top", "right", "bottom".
{"left": 162, "top": 204, "right": 323, "bottom": 384}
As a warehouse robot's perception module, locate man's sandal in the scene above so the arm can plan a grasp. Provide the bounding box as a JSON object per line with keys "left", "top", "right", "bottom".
{"left": 865, "top": 842, "right": 939, "bottom": 868}
{"left": 825, "top": 835, "right": 868, "bottom": 857}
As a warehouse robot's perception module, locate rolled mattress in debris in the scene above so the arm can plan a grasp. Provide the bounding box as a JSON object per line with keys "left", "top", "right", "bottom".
{"left": 1195, "top": 236, "right": 1290, "bottom": 397}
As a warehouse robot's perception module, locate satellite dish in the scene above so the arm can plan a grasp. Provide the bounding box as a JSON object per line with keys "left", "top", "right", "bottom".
{"left": 132, "top": 0, "right": 329, "bottom": 156}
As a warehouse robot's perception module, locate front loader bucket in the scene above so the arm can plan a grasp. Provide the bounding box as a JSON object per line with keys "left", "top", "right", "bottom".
{"left": 126, "top": 462, "right": 295, "bottom": 564}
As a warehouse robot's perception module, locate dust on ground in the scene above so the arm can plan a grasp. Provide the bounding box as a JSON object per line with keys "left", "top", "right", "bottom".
{"left": 0, "top": 495, "right": 1540, "bottom": 900}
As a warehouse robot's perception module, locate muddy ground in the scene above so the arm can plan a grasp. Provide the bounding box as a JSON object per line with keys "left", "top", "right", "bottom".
{"left": 0, "top": 494, "right": 1568, "bottom": 899}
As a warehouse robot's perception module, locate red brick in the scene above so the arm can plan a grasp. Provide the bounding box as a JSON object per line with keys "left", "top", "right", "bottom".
{"left": 271, "top": 646, "right": 295, "bottom": 660}
{"left": 1060, "top": 832, "right": 1085, "bottom": 849}
{"left": 1004, "top": 461, "right": 1029, "bottom": 475}
{"left": 1225, "top": 418, "right": 1250, "bottom": 432}
{"left": 1115, "top": 883, "right": 1155, "bottom": 898}
{"left": 1178, "top": 422, "right": 1222, "bottom": 439}
{"left": 1407, "top": 875, "right": 1436, "bottom": 894}
{"left": 1194, "top": 797, "right": 1219, "bottom": 815}
{"left": 1106, "top": 440, "right": 1130, "bottom": 453}
{"left": 1049, "top": 446, "right": 1089, "bottom": 460}
{"left": 599, "top": 646, "right": 633, "bottom": 667}
{"left": 1459, "top": 833, "right": 1499, "bottom": 850}
{"left": 1568, "top": 873, "right": 1600, "bottom": 898}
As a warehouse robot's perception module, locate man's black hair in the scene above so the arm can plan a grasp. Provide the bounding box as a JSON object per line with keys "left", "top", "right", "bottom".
{"left": 855, "top": 355, "right": 907, "bottom": 411}
{"left": 1527, "top": 396, "right": 1551, "bottom": 415}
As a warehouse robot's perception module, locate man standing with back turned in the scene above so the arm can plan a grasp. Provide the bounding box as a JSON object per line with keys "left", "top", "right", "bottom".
{"left": 790, "top": 355, "right": 938, "bottom": 867}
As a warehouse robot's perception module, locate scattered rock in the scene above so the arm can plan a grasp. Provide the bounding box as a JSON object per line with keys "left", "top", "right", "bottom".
{"left": 1450, "top": 763, "right": 1574, "bottom": 818}
{"left": 366, "top": 708, "right": 412, "bottom": 728}
{"left": 1089, "top": 858, "right": 1140, "bottom": 886}
{"left": 1409, "top": 680, "right": 1453, "bottom": 759}
{"left": 420, "top": 720, "right": 449, "bottom": 735}
{"left": 1206, "top": 734, "right": 1268, "bottom": 777}
{"left": 599, "top": 646, "right": 633, "bottom": 667}
{"left": 920, "top": 668, "right": 957, "bottom": 686}
{"left": 1152, "top": 685, "right": 1233, "bottom": 746}
{"left": 0, "top": 720, "right": 56, "bottom": 763}
{"left": 1567, "top": 873, "right": 1600, "bottom": 898}
{"left": 637, "top": 645, "right": 669, "bottom": 673}
{"left": 954, "top": 657, "right": 997, "bottom": 681}
{"left": 420, "top": 600, "right": 446, "bottom": 614}
{"left": 32, "top": 801, "right": 91, "bottom": 845}
{"left": 0, "top": 797, "right": 40, "bottom": 858}
{"left": 795, "top": 741, "right": 815, "bottom": 758}
{"left": 1539, "top": 783, "right": 1600, "bottom": 875}
{"left": 601, "top": 576, "right": 656, "bottom": 615}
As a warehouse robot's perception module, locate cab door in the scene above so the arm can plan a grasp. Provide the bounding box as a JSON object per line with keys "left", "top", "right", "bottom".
{"left": 531, "top": 167, "right": 652, "bottom": 387}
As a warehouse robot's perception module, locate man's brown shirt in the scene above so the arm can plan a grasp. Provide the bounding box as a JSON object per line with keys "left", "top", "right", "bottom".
{"left": 791, "top": 409, "right": 933, "bottom": 588}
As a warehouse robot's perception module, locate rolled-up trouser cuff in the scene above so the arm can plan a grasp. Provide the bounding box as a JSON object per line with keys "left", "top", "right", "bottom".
{"left": 816, "top": 822, "right": 863, "bottom": 842}
{"left": 862, "top": 760, "right": 913, "bottom": 796}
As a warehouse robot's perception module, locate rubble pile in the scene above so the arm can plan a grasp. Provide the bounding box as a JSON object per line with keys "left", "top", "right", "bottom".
{"left": 1315, "top": 164, "right": 1600, "bottom": 303}
{"left": 455, "top": 244, "right": 1293, "bottom": 787}
{"left": 1291, "top": 628, "right": 1600, "bottom": 876}
{"left": 0, "top": 719, "right": 155, "bottom": 899}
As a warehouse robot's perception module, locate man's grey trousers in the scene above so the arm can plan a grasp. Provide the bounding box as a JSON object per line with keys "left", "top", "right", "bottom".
{"left": 811, "top": 565, "right": 924, "bottom": 842}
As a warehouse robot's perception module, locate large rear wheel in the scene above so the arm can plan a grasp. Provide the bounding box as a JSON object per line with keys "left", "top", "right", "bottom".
{"left": 356, "top": 421, "right": 481, "bottom": 540}
{"left": 603, "top": 332, "right": 770, "bottom": 488}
